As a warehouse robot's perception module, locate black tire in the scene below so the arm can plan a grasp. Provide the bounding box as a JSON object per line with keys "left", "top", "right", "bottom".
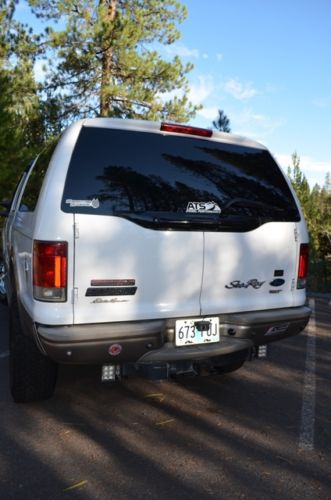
{"left": 9, "top": 296, "right": 58, "bottom": 403}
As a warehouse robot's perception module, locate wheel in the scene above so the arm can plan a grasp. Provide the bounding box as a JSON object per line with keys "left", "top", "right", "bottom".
{"left": 9, "top": 296, "right": 58, "bottom": 403}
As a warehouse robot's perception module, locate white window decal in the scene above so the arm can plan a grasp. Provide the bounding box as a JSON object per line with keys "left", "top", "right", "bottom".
{"left": 65, "top": 198, "right": 100, "bottom": 208}
{"left": 186, "top": 201, "right": 221, "bottom": 214}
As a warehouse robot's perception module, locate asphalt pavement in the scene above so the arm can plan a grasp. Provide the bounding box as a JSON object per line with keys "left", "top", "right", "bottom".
{"left": 0, "top": 297, "right": 330, "bottom": 499}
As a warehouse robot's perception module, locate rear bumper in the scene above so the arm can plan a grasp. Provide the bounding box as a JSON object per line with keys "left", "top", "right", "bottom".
{"left": 35, "top": 305, "right": 311, "bottom": 364}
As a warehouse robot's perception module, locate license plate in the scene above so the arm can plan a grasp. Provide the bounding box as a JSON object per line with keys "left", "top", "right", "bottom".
{"left": 175, "top": 317, "right": 220, "bottom": 347}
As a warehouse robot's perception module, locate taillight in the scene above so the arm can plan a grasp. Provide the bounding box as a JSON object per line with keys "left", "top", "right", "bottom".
{"left": 160, "top": 122, "right": 213, "bottom": 138}
{"left": 297, "top": 243, "right": 309, "bottom": 289}
{"left": 33, "top": 241, "right": 67, "bottom": 301}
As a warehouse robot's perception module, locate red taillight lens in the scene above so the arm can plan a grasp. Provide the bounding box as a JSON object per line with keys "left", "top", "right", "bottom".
{"left": 297, "top": 243, "right": 309, "bottom": 289}
{"left": 33, "top": 241, "right": 67, "bottom": 301}
{"left": 160, "top": 122, "right": 213, "bottom": 138}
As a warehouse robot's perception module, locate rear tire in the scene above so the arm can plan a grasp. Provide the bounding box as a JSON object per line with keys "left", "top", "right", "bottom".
{"left": 9, "top": 296, "right": 58, "bottom": 403}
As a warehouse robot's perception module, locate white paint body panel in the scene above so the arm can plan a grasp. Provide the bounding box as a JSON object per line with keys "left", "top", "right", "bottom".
{"left": 201, "top": 222, "right": 299, "bottom": 315}
{"left": 4, "top": 121, "right": 83, "bottom": 326}
{"left": 3, "top": 118, "right": 309, "bottom": 328}
{"left": 73, "top": 215, "right": 203, "bottom": 323}
{"left": 10, "top": 211, "right": 75, "bottom": 326}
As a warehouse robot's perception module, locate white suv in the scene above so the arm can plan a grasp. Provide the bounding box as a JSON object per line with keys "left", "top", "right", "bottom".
{"left": 1, "top": 119, "right": 311, "bottom": 402}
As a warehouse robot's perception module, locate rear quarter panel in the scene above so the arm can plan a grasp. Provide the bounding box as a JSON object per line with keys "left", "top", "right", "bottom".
{"left": 11, "top": 121, "right": 84, "bottom": 326}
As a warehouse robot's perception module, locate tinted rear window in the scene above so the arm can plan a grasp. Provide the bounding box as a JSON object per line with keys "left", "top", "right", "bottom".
{"left": 61, "top": 126, "right": 300, "bottom": 229}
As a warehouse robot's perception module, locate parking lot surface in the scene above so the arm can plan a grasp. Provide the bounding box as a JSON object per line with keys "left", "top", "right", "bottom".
{"left": 0, "top": 297, "right": 330, "bottom": 499}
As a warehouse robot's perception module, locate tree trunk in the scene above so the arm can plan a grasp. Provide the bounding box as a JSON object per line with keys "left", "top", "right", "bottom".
{"left": 100, "top": 0, "right": 117, "bottom": 116}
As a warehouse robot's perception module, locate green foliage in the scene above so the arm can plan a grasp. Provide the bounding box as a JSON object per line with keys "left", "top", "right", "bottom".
{"left": 28, "top": 0, "right": 199, "bottom": 121}
{"left": 213, "top": 109, "right": 231, "bottom": 133}
{"left": 0, "top": 0, "right": 198, "bottom": 206}
{"left": 0, "top": 0, "right": 45, "bottom": 201}
{"left": 287, "top": 152, "right": 331, "bottom": 261}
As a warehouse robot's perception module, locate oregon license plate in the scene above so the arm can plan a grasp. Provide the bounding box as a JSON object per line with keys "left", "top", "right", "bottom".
{"left": 175, "top": 317, "right": 220, "bottom": 347}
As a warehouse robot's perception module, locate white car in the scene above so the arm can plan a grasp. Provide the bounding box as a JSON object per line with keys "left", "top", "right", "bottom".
{"left": 1, "top": 119, "right": 311, "bottom": 402}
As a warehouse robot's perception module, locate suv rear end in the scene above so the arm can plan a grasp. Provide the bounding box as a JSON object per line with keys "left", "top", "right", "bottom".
{"left": 2, "top": 118, "right": 311, "bottom": 402}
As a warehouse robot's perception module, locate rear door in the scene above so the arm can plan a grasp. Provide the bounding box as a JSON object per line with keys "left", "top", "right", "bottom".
{"left": 62, "top": 125, "right": 206, "bottom": 324}
{"left": 199, "top": 146, "right": 301, "bottom": 315}
{"left": 72, "top": 214, "right": 203, "bottom": 323}
{"left": 201, "top": 222, "right": 298, "bottom": 315}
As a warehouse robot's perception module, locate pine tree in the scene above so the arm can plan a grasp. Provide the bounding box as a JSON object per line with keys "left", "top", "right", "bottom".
{"left": 287, "top": 153, "right": 331, "bottom": 260}
{"left": 213, "top": 109, "right": 231, "bottom": 133}
{"left": 29, "top": 0, "right": 199, "bottom": 122}
{"left": 287, "top": 153, "right": 317, "bottom": 252}
{"left": 318, "top": 173, "right": 331, "bottom": 257}
{"left": 287, "top": 152, "right": 310, "bottom": 208}
{"left": 0, "top": 1, "right": 44, "bottom": 201}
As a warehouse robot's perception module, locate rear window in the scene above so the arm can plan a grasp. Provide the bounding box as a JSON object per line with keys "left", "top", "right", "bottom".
{"left": 61, "top": 126, "right": 300, "bottom": 230}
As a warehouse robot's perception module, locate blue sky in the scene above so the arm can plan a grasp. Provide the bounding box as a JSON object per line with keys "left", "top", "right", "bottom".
{"left": 166, "top": 0, "right": 331, "bottom": 187}
{"left": 16, "top": 0, "right": 330, "bottom": 187}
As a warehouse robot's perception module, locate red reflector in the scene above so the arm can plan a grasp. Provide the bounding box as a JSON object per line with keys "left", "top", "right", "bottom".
{"left": 108, "top": 344, "right": 122, "bottom": 356}
{"left": 298, "top": 244, "right": 309, "bottom": 279}
{"left": 160, "top": 122, "right": 213, "bottom": 138}
{"left": 33, "top": 241, "right": 67, "bottom": 289}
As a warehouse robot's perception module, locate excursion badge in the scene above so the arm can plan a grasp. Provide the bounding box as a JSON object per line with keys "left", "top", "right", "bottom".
{"left": 186, "top": 201, "right": 221, "bottom": 214}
